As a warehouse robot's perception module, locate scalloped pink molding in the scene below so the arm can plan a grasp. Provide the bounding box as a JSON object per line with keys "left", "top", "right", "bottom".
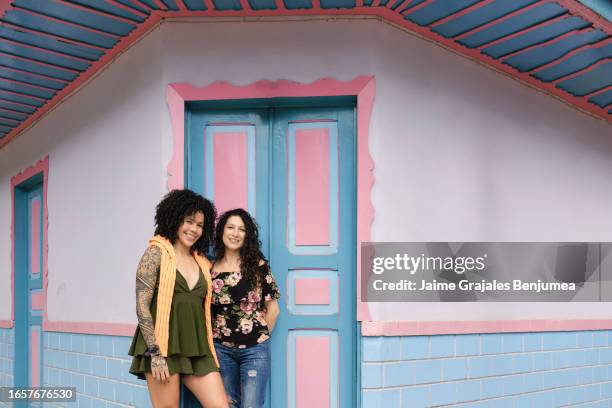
{"left": 166, "top": 76, "right": 376, "bottom": 321}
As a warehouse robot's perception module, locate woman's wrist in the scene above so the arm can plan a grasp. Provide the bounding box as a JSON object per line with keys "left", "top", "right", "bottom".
{"left": 144, "top": 344, "right": 161, "bottom": 357}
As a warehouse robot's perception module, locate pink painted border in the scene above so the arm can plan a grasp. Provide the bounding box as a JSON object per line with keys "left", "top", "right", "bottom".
{"left": 361, "top": 320, "right": 612, "bottom": 336}
{"left": 166, "top": 76, "right": 375, "bottom": 322}
{"left": 43, "top": 321, "right": 136, "bottom": 336}
{"left": 2, "top": 157, "right": 50, "bottom": 329}
{"left": 1, "top": 156, "right": 138, "bottom": 336}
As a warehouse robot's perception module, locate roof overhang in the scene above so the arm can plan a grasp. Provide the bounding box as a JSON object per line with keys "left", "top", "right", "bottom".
{"left": 0, "top": 0, "right": 609, "bottom": 149}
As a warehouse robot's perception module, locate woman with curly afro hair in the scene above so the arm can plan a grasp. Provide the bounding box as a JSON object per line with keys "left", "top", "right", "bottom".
{"left": 211, "top": 208, "right": 281, "bottom": 408}
{"left": 128, "top": 189, "right": 229, "bottom": 408}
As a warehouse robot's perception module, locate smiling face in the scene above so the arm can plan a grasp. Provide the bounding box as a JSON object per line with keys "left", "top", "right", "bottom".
{"left": 222, "top": 215, "right": 246, "bottom": 251}
{"left": 176, "top": 211, "right": 204, "bottom": 250}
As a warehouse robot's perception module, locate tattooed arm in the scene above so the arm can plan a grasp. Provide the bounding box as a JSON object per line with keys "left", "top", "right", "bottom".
{"left": 135, "top": 245, "right": 170, "bottom": 383}
{"left": 135, "top": 245, "right": 161, "bottom": 349}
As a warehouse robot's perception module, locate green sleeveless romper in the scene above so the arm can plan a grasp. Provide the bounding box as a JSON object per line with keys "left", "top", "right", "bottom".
{"left": 128, "top": 270, "right": 218, "bottom": 379}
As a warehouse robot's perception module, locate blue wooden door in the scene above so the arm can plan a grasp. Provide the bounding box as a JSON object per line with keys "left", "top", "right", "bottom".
{"left": 187, "top": 102, "right": 356, "bottom": 408}
{"left": 14, "top": 181, "right": 44, "bottom": 406}
{"left": 270, "top": 107, "right": 356, "bottom": 408}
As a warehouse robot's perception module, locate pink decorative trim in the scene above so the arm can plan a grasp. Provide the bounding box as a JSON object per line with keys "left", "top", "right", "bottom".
{"left": 9, "top": 156, "right": 49, "bottom": 331}
{"left": 0, "top": 320, "right": 12, "bottom": 328}
{"left": 44, "top": 321, "right": 137, "bottom": 336}
{"left": 166, "top": 76, "right": 376, "bottom": 321}
{"left": 361, "top": 320, "right": 612, "bottom": 336}
{"left": 295, "top": 336, "right": 330, "bottom": 408}
{"left": 295, "top": 278, "right": 330, "bottom": 305}
{"left": 356, "top": 79, "right": 375, "bottom": 322}
{"left": 295, "top": 128, "right": 330, "bottom": 246}
{"left": 167, "top": 77, "right": 374, "bottom": 106}
{"left": 166, "top": 84, "right": 185, "bottom": 190}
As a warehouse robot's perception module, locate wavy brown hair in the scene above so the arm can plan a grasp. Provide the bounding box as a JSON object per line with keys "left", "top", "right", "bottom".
{"left": 214, "top": 208, "right": 266, "bottom": 288}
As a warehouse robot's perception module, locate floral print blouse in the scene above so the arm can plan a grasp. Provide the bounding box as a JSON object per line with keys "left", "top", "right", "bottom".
{"left": 211, "top": 263, "right": 281, "bottom": 348}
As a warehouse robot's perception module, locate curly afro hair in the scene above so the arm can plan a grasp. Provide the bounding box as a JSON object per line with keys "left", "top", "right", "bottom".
{"left": 154, "top": 189, "right": 217, "bottom": 254}
{"left": 214, "top": 208, "right": 267, "bottom": 288}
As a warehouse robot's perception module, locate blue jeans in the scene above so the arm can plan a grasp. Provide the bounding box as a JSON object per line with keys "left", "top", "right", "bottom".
{"left": 215, "top": 341, "right": 271, "bottom": 408}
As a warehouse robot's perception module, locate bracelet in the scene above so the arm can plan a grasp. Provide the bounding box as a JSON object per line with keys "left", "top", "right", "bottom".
{"left": 144, "top": 344, "right": 160, "bottom": 357}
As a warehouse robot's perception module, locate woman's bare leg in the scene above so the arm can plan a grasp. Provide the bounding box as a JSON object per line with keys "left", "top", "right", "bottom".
{"left": 145, "top": 372, "right": 180, "bottom": 408}
{"left": 183, "top": 371, "right": 229, "bottom": 408}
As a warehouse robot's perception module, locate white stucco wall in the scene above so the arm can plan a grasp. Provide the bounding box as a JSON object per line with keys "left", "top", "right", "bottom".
{"left": 0, "top": 18, "right": 610, "bottom": 325}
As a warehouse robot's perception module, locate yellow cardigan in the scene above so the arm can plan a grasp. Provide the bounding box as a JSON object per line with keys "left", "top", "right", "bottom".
{"left": 149, "top": 235, "right": 219, "bottom": 367}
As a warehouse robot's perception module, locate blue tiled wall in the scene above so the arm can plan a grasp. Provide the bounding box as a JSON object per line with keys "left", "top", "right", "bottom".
{"left": 362, "top": 331, "right": 612, "bottom": 407}
{"left": 0, "top": 328, "right": 14, "bottom": 408}
{"left": 0, "top": 328, "right": 151, "bottom": 407}
{"left": 0, "top": 328, "right": 14, "bottom": 387}
{"left": 43, "top": 332, "right": 150, "bottom": 407}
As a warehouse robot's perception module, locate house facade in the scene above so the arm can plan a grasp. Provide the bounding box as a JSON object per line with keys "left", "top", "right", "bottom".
{"left": 0, "top": 1, "right": 611, "bottom": 407}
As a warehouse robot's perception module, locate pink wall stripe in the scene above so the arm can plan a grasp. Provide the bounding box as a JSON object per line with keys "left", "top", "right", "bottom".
{"left": 30, "top": 197, "right": 40, "bottom": 274}
{"left": 44, "top": 321, "right": 137, "bottom": 336}
{"left": 31, "top": 292, "right": 44, "bottom": 310}
{"left": 295, "top": 128, "right": 330, "bottom": 246}
{"left": 31, "top": 328, "right": 39, "bottom": 387}
{"left": 213, "top": 131, "right": 248, "bottom": 215}
{"left": 295, "top": 278, "right": 330, "bottom": 305}
{"left": 295, "top": 336, "right": 330, "bottom": 408}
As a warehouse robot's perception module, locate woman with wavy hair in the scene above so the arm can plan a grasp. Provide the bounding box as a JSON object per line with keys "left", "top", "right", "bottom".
{"left": 128, "top": 189, "right": 228, "bottom": 408}
{"left": 211, "top": 208, "right": 281, "bottom": 408}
